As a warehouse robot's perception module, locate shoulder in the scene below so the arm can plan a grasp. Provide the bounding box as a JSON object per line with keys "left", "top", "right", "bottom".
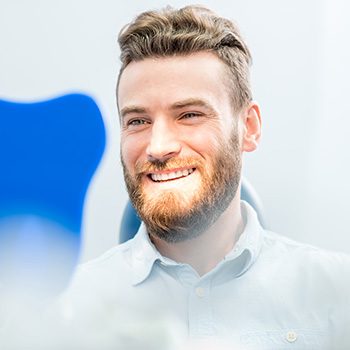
{"left": 58, "top": 240, "right": 137, "bottom": 315}
{"left": 79, "top": 239, "right": 133, "bottom": 273}
{"left": 261, "top": 229, "right": 350, "bottom": 262}
{"left": 63, "top": 240, "right": 135, "bottom": 296}
{"left": 259, "top": 229, "right": 350, "bottom": 289}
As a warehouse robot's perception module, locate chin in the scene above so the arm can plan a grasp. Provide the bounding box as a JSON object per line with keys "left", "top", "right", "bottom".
{"left": 143, "top": 189, "right": 193, "bottom": 216}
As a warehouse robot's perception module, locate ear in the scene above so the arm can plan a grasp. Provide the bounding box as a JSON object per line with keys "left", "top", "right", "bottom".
{"left": 241, "top": 102, "right": 262, "bottom": 152}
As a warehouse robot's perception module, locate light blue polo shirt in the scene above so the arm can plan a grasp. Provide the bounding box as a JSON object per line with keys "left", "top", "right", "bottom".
{"left": 59, "top": 202, "right": 350, "bottom": 349}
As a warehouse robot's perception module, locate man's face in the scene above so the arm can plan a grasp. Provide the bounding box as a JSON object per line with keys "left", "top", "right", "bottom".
{"left": 118, "top": 52, "right": 244, "bottom": 242}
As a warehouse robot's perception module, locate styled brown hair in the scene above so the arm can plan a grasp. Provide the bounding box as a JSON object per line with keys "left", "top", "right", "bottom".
{"left": 117, "top": 5, "right": 252, "bottom": 112}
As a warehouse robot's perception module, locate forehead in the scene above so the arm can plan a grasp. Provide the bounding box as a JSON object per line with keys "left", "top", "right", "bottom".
{"left": 117, "top": 52, "right": 231, "bottom": 112}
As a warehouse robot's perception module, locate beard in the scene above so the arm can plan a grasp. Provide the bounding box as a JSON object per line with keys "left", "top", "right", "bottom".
{"left": 122, "top": 131, "right": 242, "bottom": 243}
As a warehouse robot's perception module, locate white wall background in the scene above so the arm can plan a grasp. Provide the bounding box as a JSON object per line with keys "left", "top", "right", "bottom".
{"left": 1, "top": 0, "right": 349, "bottom": 261}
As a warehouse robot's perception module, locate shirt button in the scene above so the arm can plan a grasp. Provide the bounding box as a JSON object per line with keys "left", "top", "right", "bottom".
{"left": 286, "top": 330, "right": 298, "bottom": 343}
{"left": 195, "top": 287, "right": 205, "bottom": 298}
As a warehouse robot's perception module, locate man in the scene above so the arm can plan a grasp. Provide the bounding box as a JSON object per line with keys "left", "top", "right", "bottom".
{"left": 60, "top": 5, "right": 350, "bottom": 349}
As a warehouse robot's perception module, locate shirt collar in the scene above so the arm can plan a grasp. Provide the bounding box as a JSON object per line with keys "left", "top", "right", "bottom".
{"left": 129, "top": 200, "right": 264, "bottom": 285}
{"left": 129, "top": 223, "right": 163, "bottom": 285}
{"left": 222, "top": 200, "right": 263, "bottom": 277}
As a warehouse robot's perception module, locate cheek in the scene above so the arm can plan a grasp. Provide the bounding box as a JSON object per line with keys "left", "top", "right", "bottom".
{"left": 120, "top": 135, "right": 144, "bottom": 171}
{"left": 187, "top": 130, "right": 223, "bottom": 156}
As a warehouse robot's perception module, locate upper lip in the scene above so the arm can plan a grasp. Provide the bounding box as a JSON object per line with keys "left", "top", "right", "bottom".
{"left": 147, "top": 166, "right": 195, "bottom": 176}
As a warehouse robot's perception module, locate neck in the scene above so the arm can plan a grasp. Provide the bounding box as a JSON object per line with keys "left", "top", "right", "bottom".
{"left": 150, "top": 194, "right": 244, "bottom": 276}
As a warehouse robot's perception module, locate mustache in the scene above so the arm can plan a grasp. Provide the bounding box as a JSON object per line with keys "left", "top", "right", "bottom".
{"left": 135, "top": 157, "right": 202, "bottom": 175}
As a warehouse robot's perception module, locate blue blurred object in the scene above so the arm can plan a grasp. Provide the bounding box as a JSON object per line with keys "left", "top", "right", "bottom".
{"left": 119, "top": 177, "right": 266, "bottom": 244}
{"left": 0, "top": 93, "right": 105, "bottom": 297}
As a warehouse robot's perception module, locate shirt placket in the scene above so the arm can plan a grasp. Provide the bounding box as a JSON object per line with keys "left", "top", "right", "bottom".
{"left": 188, "top": 279, "right": 214, "bottom": 338}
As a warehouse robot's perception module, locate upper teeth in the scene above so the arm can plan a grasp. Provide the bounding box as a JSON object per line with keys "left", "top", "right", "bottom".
{"left": 150, "top": 168, "right": 194, "bottom": 182}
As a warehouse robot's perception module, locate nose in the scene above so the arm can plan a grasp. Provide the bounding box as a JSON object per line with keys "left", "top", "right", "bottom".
{"left": 146, "top": 119, "right": 181, "bottom": 162}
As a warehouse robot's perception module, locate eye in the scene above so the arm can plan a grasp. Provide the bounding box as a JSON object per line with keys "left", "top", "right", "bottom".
{"left": 123, "top": 118, "right": 151, "bottom": 132}
{"left": 127, "top": 119, "right": 149, "bottom": 126}
{"left": 180, "top": 112, "right": 201, "bottom": 119}
{"left": 126, "top": 118, "right": 149, "bottom": 129}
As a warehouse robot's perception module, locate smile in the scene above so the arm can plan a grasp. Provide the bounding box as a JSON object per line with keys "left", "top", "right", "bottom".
{"left": 149, "top": 168, "right": 195, "bottom": 182}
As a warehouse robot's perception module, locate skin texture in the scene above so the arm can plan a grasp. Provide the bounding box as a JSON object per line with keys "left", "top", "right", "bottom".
{"left": 118, "top": 52, "right": 261, "bottom": 275}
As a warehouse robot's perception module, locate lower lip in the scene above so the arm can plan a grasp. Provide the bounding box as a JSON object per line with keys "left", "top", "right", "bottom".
{"left": 147, "top": 169, "right": 196, "bottom": 184}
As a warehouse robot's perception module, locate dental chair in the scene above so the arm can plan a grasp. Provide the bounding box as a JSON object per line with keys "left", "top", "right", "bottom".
{"left": 0, "top": 93, "right": 105, "bottom": 298}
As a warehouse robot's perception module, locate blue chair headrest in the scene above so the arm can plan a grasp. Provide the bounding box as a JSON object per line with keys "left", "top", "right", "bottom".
{"left": 0, "top": 93, "right": 105, "bottom": 297}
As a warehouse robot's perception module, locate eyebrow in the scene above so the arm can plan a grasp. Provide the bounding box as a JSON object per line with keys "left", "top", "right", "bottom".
{"left": 169, "top": 98, "right": 216, "bottom": 113}
{"left": 120, "top": 98, "right": 217, "bottom": 119}
{"left": 120, "top": 106, "right": 147, "bottom": 119}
